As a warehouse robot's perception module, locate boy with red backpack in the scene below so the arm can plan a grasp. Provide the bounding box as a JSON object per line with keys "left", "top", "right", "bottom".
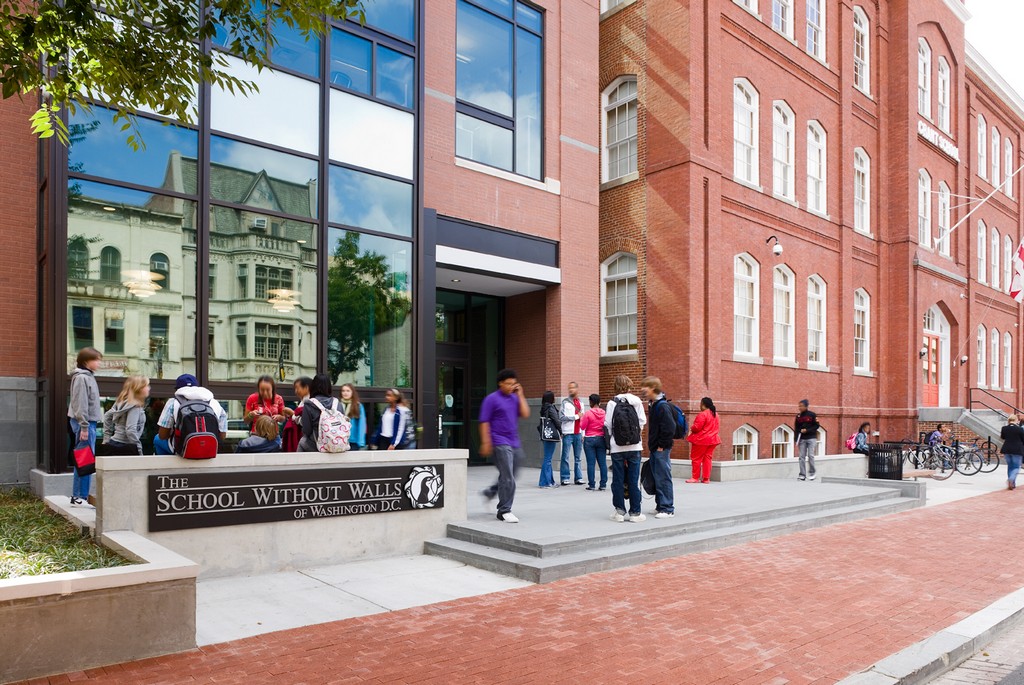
{"left": 155, "top": 374, "right": 228, "bottom": 458}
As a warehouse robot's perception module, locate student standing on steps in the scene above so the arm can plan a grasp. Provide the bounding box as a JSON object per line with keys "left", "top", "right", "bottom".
{"left": 605, "top": 375, "right": 647, "bottom": 523}
{"left": 794, "top": 399, "right": 820, "bottom": 481}
{"left": 686, "top": 397, "right": 720, "bottom": 483}
{"left": 641, "top": 376, "right": 675, "bottom": 518}
{"left": 559, "top": 381, "right": 585, "bottom": 485}
{"left": 479, "top": 369, "right": 530, "bottom": 523}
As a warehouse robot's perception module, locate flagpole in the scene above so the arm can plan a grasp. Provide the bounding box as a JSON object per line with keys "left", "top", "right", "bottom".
{"left": 934, "top": 161, "right": 1024, "bottom": 249}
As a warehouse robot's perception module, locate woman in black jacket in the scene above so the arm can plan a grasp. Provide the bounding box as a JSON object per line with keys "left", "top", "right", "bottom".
{"left": 538, "top": 391, "right": 561, "bottom": 488}
{"left": 999, "top": 415, "right": 1024, "bottom": 490}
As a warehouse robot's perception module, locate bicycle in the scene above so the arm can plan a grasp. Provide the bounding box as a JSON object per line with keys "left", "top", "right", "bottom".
{"left": 972, "top": 439, "right": 1001, "bottom": 473}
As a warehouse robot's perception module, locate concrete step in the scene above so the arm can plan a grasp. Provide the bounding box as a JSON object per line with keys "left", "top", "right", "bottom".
{"left": 425, "top": 496, "right": 921, "bottom": 584}
{"left": 443, "top": 488, "right": 903, "bottom": 558}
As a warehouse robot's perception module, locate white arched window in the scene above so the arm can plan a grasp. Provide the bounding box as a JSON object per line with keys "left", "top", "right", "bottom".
{"left": 853, "top": 8, "right": 870, "bottom": 94}
{"left": 977, "top": 325, "right": 987, "bottom": 387}
{"left": 918, "top": 39, "right": 931, "bottom": 118}
{"left": 602, "top": 253, "right": 638, "bottom": 354}
{"left": 992, "top": 128, "right": 1001, "bottom": 187}
{"left": 918, "top": 169, "right": 931, "bottom": 246}
{"left": 937, "top": 182, "right": 951, "bottom": 256}
{"left": 772, "top": 0, "right": 793, "bottom": 39}
{"left": 100, "top": 246, "right": 121, "bottom": 282}
{"left": 937, "top": 57, "right": 950, "bottom": 133}
{"left": 992, "top": 228, "right": 1001, "bottom": 291}
{"left": 733, "top": 79, "right": 759, "bottom": 185}
{"left": 854, "top": 148, "right": 870, "bottom": 234}
{"left": 1005, "top": 332, "right": 1013, "bottom": 390}
{"left": 772, "top": 425, "right": 794, "bottom": 459}
{"left": 733, "top": 425, "right": 758, "bottom": 461}
{"left": 807, "top": 275, "right": 827, "bottom": 367}
{"left": 853, "top": 288, "right": 870, "bottom": 372}
{"left": 978, "top": 221, "right": 987, "bottom": 283}
{"left": 734, "top": 253, "right": 759, "bottom": 357}
{"left": 1005, "top": 139, "right": 1014, "bottom": 198}
{"left": 773, "top": 265, "right": 795, "bottom": 362}
{"left": 991, "top": 328, "right": 1000, "bottom": 390}
{"left": 807, "top": 121, "right": 827, "bottom": 213}
{"left": 816, "top": 427, "right": 827, "bottom": 457}
{"left": 978, "top": 115, "right": 988, "bottom": 179}
{"left": 772, "top": 101, "right": 795, "bottom": 199}
{"left": 806, "top": 0, "right": 825, "bottom": 60}
{"left": 1004, "top": 234, "right": 1013, "bottom": 293}
{"left": 603, "top": 77, "right": 638, "bottom": 183}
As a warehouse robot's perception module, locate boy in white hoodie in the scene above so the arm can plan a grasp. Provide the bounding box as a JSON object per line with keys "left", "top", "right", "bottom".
{"left": 604, "top": 374, "right": 647, "bottom": 523}
{"left": 155, "top": 374, "right": 227, "bottom": 454}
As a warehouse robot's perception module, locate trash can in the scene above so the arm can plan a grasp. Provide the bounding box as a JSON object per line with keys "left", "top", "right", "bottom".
{"left": 867, "top": 443, "right": 903, "bottom": 480}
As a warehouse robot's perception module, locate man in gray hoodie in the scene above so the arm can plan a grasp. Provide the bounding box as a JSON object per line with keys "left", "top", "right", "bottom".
{"left": 68, "top": 347, "right": 102, "bottom": 506}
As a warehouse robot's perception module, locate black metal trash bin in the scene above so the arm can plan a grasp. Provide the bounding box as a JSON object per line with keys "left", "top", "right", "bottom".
{"left": 867, "top": 443, "right": 903, "bottom": 480}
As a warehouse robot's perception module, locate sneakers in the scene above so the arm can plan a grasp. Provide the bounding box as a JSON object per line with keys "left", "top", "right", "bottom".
{"left": 655, "top": 511, "right": 675, "bottom": 519}
{"left": 497, "top": 512, "right": 519, "bottom": 523}
{"left": 798, "top": 476, "right": 806, "bottom": 481}
{"left": 561, "top": 480, "right": 571, "bottom": 486}
{"left": 599, "top": 486, "right": 607, "bottom": 491}
{"left": 627, "top": 513, "right": 646, "bottom": 523}
{"left": 685, "top": 479, "right": 699, "bottom": 483}
{"left": 609, "top": 512, "right": 625, "bottom": 522}
{"left": 585, "top": 486, "right": 595, "bottom": 491}
{"left": 808, "top": 474, "right": 816, "bottom": 481}
{"left": 574, "top": 480, "right": 585, "bottom": 485}
{"left": 69, "top": 496, "right": 83, "bottom": 506}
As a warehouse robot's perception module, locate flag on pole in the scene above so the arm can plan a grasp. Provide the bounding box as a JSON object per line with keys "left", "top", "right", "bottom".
{"left": 1011, "top": 239, "right": 1024, "bottom": 303}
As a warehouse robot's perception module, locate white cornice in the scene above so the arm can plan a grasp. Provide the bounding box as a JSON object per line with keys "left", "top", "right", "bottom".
{"left": 966, "top": 42, "right": 1024, "bottom": 124}
{"left": 941, "top": 0, "right": 971, "bottom": 23}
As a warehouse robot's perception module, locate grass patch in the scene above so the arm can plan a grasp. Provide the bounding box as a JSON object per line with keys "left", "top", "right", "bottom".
{"left": 0, "top": 488, "right": 133, "bottom": 579}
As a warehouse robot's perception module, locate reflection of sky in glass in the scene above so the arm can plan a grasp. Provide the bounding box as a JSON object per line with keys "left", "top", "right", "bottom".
{"left": 456, "top": 113, "right": 512, "bottom": 171}
{"left": 330, "top": 29, "right": 372, "bottom": 93}
{"left": 376, "top": 46, "right": 415, "bottom": 109}
{"left": 456, "top": 2, "right": 513, "bottom": 116}
{"left": 211, "top": 136, "right": 318, "bottom": 186}
{"left": 69, "top": 179, "right": 161, "bottom": 207}
{"left": 68, "top": 106, "right": 198, "bottom": 194}
{"left": 329, "top": 90, "right": 414, "bottom": 179}
{"left": 516, "top": 2, "right": 542, "bottom": 33}
{"left": 329, "top": 165, "right": 412, "bottom": 236}
{"left": 361, "top": 0, "right": 415, "bottom": 41}
{"left": 271, "top": 17, "right": 321, "bottom": 77}
{"left": 515, "top": 29, "right": 542, "bottom": 179}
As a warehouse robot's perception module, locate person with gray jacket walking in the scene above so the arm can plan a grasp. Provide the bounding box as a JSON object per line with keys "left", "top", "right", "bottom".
{"left": 101, "top": 375, "right": 150, "bottom": 455}
{"left": 68, "top": 347, "right": 102, "bottom": 506}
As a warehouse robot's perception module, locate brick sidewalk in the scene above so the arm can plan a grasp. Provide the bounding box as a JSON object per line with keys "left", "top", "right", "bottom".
{"left": 26, "top": 490, "right": 1024, "bottom": 685}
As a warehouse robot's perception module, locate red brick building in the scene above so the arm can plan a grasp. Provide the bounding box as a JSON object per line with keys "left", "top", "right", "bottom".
{"left": 599, "top": 0, "right": 1024, "bottom": 458}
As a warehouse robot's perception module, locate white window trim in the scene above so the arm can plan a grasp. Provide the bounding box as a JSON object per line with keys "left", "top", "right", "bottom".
{"left": 733, "top": 78, "right": 760, "bottom": 187}
{"left": 978, "top": 325, "right": 987, "bottom": 388}
{"left": 918, "top": 168, "right": 931, "bottom": 247}
{"left": 772, "top": 425, "right": 795, "bottom": 459}
{"left": 992, "top": 227, "right": 1001, "bottom": 291}
{"left": 1005, "top": 332, "right": 1013, "bottom": 390}
{"left": 773, "top": 264, "right": 796, "bottom": 363}
{"left": 733, "top": 424, "right": 759, "bottom": 461}
{"left": 734, "top": 0, "right": 758, "bottom": 17}
{"left": 917, "top": 38, "right": 931, "bottom": 119}
{"left": 815, "top": 428, "right": 827, "bottom": 457}
{"left": 992, "top": 127, "right": 1001, "bottom": 188}
{"left": 854, "top": 147, "right": 871, "bottom": 235}
{"left": 1004, "top": 234, "right": 1013, "bottom": 293}
{"left": 806, "top": 121, "right": 827, "bottom": 214}
{"left": 937, "top": 182, "right": 951, "bottom": 256}
{"left": 601, "top": 252, "right": 638, "bottom": 357}
{"left": 602, "top": 76, "right": 638, "bottom": 184}
{"left": 807, "top": 275, "right": 827, "bottom": 369}
{"left": 734, "top": 253, "right": 760, "bottom": 358}
{"left": 991, "top": 327, "right": 1001, "bottom": 390}
{"left": 853, "top": 7, "right": 871, "bottom": 96}
{"left": 978, "top": 114, "right": 988, "bottom": 180}
{"left": 937, "top": 57, "right": 951, "bottom": 134}
{"left": 771, "top": 0, "right": 794, "bottom": 40}
{"left": 978, "top": 220, "right": 988, "bottom": 284}
{"left": 853, "top": 288, "right": 870, "bottom": 372}
{"left": 1004, "top": 139, "right": 1014, "bottom": 198}
{"left": 772, "top": 101, "right": 796, "bottom": 201}
{"left": 805, "top": 0, "right": 825, "bottom": 62}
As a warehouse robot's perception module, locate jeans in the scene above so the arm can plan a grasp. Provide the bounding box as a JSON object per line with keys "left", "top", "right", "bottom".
{"left": 583, "top": 436, "right": 608, "bottom": 489}
{"left": 483, "top": 444, "right": 523, "bottom": 515}
{"left": 539, "top": 441, "right": 557, "bottom": 487}
{"left": 798, "top": 439, "right": 817, "bottom": 478}
{"left": 651, "top": 448, "right": 674, "bottom": 513}
{"left": 1006, "top": 454, "right": 1023, "bottom": 485}
{"left": 611, "top": 451, "right": 642, "bottom": 516}
{"left": 560, "top": 433, "right": 583, "bottom": 483}
{"left": 69, "top": 418, "right": 96, "bottom": 500}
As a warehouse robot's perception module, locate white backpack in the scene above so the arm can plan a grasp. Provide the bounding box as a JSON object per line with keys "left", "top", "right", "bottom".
{"left": 308, "top": 398, "right": 351, "bottom": 453}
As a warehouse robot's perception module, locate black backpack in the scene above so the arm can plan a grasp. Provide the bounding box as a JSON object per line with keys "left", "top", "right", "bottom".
{"left": 610, "top": 395, "right": 641, "bottom": 446}
{"left": 174, "top": 399, "right": 220, "bottom": 459}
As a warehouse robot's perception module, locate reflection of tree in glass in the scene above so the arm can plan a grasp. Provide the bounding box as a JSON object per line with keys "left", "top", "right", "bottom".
{"left": 326, "top": 232, "right": 411, "bottom": 384}
{"left": 67, "top": 120, "right": 100, "bottom": 199}
{"left": 67, "top": 233, "right": 101, "bottom": 280}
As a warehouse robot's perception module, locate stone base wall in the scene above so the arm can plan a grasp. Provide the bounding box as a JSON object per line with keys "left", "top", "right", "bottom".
{"left": 0, "top": 377, "right": 39, "bottom": 487}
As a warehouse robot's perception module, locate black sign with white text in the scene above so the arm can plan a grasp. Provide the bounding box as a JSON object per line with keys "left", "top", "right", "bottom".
{"left": 147, "top": 464, "right": 445, "bottom": 532}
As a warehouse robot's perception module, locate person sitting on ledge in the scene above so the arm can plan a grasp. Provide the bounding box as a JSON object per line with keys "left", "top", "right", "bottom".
{"left": 236, "top": 415, "right": 282, "bottom": 453}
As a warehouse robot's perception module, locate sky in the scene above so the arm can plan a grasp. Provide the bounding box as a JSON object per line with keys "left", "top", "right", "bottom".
{"left": 964, "top": 1, "right": 1024, "bottom": 102}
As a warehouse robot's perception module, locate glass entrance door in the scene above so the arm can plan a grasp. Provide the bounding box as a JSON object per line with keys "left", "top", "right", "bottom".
{"left": 437, "top": 360, "right": 467, "bottom": 451}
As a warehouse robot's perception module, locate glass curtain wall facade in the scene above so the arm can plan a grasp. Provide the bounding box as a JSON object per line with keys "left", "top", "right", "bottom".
{"left": 45, "top": 2, "right": 420, "bottom": 468}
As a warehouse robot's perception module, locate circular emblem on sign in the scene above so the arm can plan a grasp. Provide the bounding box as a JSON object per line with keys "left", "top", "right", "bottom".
{"left": 405, "top": 466, "right": 444, "bottom": 508}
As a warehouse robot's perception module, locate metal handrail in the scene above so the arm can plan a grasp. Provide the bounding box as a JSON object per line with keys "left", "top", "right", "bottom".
{"left": 969, "top": 387, "right": 1021, "bottom": 419}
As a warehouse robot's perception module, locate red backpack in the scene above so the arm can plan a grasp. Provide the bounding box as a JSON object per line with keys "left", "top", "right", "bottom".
{"left": 174, "top": 399, "right": 220, "bottom": 459}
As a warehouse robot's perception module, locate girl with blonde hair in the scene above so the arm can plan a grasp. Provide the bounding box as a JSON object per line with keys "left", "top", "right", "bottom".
{"left": 101, "top": 375, "right": 150, "bottom": 456}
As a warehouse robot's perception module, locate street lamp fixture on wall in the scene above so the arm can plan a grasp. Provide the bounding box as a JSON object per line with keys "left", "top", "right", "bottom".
{"left": 766, "top": 235, "right": 783, "bottom": 256}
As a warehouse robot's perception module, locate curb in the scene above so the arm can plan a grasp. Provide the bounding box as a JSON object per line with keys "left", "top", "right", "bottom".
{"left": 837, "top": 586, "right": 1024, "bottom": 684}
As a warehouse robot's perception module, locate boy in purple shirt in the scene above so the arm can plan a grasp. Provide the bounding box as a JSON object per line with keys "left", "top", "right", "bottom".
{"left": 479, "top": 369, "right": 530, "bottom": 523}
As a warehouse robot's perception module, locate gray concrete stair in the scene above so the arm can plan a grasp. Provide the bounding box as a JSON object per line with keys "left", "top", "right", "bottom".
{"left": 425, "top": 489, "right": 920, "bottom": 584}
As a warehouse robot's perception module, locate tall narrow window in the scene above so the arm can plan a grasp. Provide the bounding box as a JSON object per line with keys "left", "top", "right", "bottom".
{"left": 991, "top": 328, "right": 1000, "bottom": 390}
{"left": 772, "top": 101, "right": 795, "bottom": 200}
{"left": 978, "top": 115, "right": 988, "bottom": 179}
{"left": 1005, "top": 139, "right": 1014, "bottom": 198}
{"left": 68, "top": 241, "right": 90, "bottom": 280}
{"left": 734, "top": 254, "right": 759, "bottom": 357}
{"left": 978, "top": 220, "right": 987, "bottom": 283}
{"left": 978, "top": 325, "right": 987, "bottom": 387}
{"left": 937, "top": 57, "right": 950, "bottom": 133}
{"left": 853, "top": 8, "right": 870, "bottom": 94}
{"left": 937, "top": 182, "right": 951, "bottom": 256}
{"left": 602, "top": 253, "right": 638, "bottom": 354}
{"left": 772, "top": 0, "right": 792, "bottom": 39}
{"left": 992, "top": 228, "right": 1001, "bottom": 290}
{"left": 807, "top": 275, "right": 826, "bottom": 367}
{"left": 603, "top": 77, "right": 638, "bottom": 183}
{"left": 992, "top": 128, "right": 1001, "bottom": 188}
{"left": 772, "top": 426, "right": 794, "bottom": 459}
{"left": 100, "top": 246, "right": 121, "bottom": 282}
{"left": 149, "top": 252, "right": 170, "bottom": 291}
{"left": 806, "top": 0, "right": 824, "bottom": 60}
{"left": 71, "top": 306, "right": 94, "bottom": 349}
{"left": 733, "top": 425, "right": 758, "bottom": 461}
{"left": 773, "top": 265, "right": 795, "bottom": 362}
{"left": 918, "top": 169, "right": 931, "bottom": 246}
{"left": 1004, "top": 234, "right": 1013, "bottom": 293}
{"left": 807, "top": 121, "right": 826, "bottom": 213}
{"left": 854, "top": 148, "right": 870, "bottom": 234}
{"left": 733, "top": 79, "right": 759, "bottom": 185}
{"left": 1005, "top": 332, "right": 1013, "bottom": 390}
{"left": 917, "top": 39, "right": 931, "bottom": 118}
{"left": 853, "top": 288, "right": 870, "bottom": 372}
